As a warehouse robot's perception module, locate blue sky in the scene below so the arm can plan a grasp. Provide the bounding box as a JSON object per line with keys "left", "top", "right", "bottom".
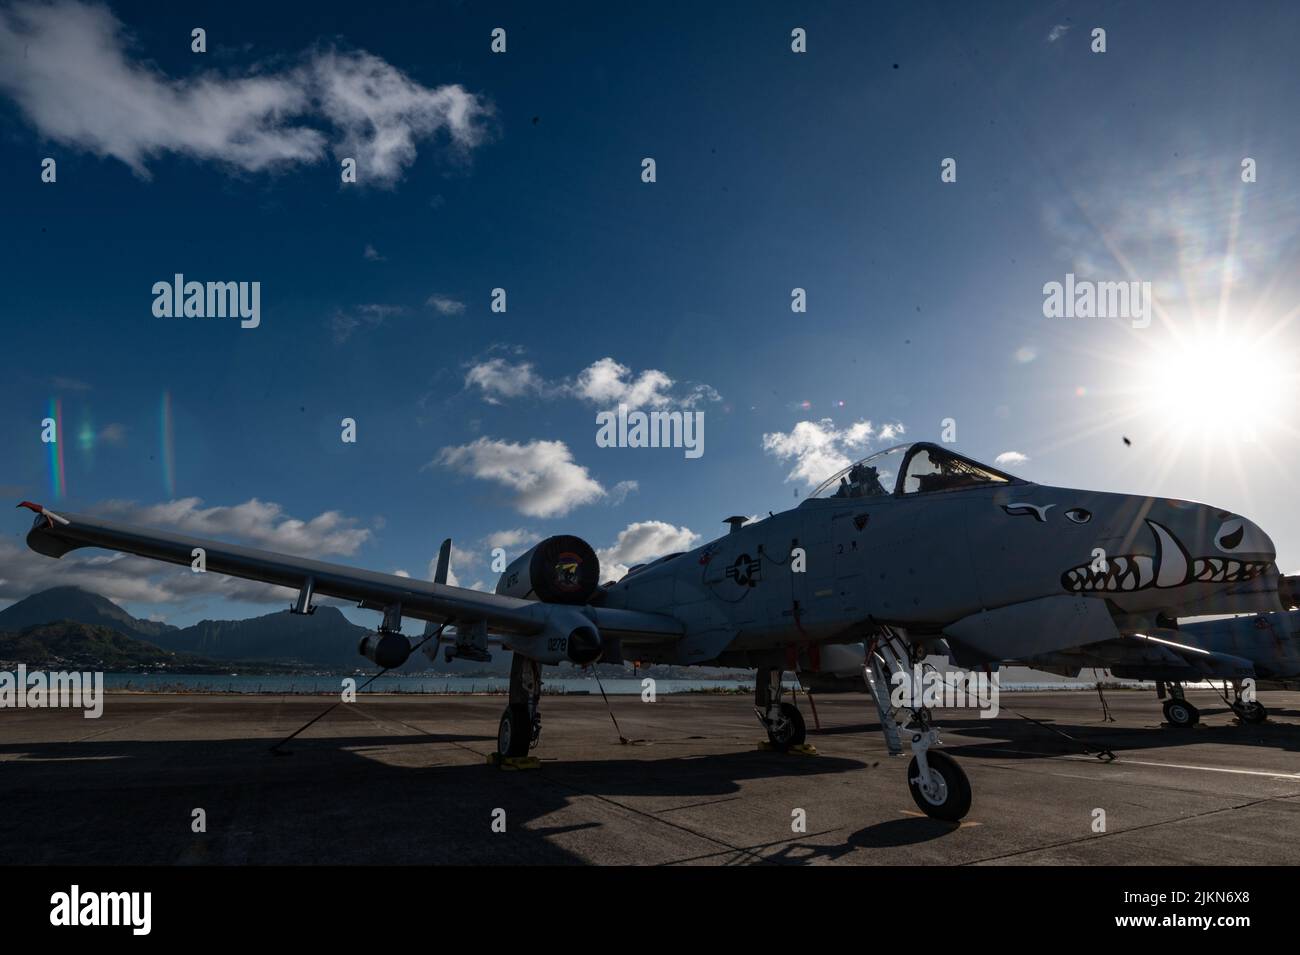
{"left": 1, "top": 0, "right": 1298, "bottom": 627}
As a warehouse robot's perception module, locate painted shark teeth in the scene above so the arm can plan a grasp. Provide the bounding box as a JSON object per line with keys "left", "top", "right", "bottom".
{"left": 1062, "top": 555, "right": 1150, "bottom": 593}
{"left": 1190, "top": 558, "right": 1267, "bottom": 583}
{"left": 1062, "top": 556, "right": 1268, "bottom": 593}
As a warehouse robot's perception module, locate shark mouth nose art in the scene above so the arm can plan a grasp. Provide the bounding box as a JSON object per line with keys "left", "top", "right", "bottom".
{"left": 1061, "top": 519, "right": 1270, "bottom": 593}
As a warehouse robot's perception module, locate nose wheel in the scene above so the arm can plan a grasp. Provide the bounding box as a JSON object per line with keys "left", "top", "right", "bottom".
{"left": 907, "top": 749, "right": 971, "bottom": 822}
{"left": 867, "top": 627, "right": 973, "bottom": 822}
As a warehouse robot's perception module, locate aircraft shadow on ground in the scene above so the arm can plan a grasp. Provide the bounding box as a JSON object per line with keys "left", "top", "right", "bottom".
{"left": 809, "top": 710, "right": 1300, "bottom": 757}
{"left": 6, "top": 694, "right": 1291, "bottom": 864}
{"left": 0, "top": 732, "right": 868, "bottom": 865}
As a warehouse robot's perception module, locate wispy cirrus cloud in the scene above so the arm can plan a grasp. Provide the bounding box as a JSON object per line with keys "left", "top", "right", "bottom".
{"left": 0, "top": 0, "right": 491, "bottom": 186}
{"left": 330, "top": 303, "right": 405, "bottom": 343}
{"left": 462, "top": 355, "right": 720, "bottom": 409}
{"left": 426, "top": 294, "right": 466, "bottom": 316}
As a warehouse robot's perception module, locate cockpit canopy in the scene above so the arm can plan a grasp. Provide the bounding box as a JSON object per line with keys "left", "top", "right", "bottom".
{"left": 808, "top": 443, "right": 1020, "bottom": 500}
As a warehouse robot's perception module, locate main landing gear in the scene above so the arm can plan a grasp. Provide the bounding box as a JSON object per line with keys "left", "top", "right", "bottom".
{"left": 1157, "top": 680, "right": 1268, "bottom": 727}
{"left": 498, "top": 654, "right": 542, "bottom": 757}
{"left": 1227, "top": 680, "right": 1268, "bottom": 724}
{"left": 754, "top": 666, "right": 806, "bottom": 750}
{"left": 1155, "top": 681, "right": 1200, "bottom": 728}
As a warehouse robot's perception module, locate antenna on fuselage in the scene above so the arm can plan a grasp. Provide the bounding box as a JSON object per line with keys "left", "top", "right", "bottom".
{"left": 723, "top": 516, "right": 747, "bottom": 535}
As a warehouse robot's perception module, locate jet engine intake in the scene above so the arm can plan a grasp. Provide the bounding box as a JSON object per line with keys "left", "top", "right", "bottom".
{"left": 509, "top": 607, "right": 605, "bottom": 666}
{"left": 565, "top": 624, "right": 602, "bottom": 665}
{"left": 496, "top": 535, "right": 600, "bottom": 604}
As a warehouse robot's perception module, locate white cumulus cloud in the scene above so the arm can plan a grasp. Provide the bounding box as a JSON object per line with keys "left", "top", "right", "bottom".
{"left": 94, "top": 497, "right": 372, "bottom": 556}
{"left": 463, "top": 358, "right": 547, "bottom": 404}
{"left": 597, "top": 521, "right": 700, "bottom": 582}
{"left": 0, "top": 497, "right": 372, "bottom": 606}
{"left": 482, "top": 528, "right": 539, "bottom": 551}
{"left": 762, "top": 418, "right": 906, "bottom": 487}
{"left": 433, "top": 437, "right": 606, "bottom": 518}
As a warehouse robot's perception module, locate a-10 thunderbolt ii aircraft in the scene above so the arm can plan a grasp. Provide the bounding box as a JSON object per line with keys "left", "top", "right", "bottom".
{"left": 16, "top": 441, "right": 1286, "bottom": 821}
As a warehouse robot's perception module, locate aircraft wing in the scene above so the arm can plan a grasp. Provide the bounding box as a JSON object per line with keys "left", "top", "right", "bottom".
{"left": 1017, "top": 629, "right": 1256, "bottom": 682}
{"left": 17, "top": 502, "right": 684, "bottom": 646}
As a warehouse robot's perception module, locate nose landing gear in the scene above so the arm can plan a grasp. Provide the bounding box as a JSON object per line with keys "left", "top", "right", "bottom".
{"left": 907, "top": 737, "right": 972, "bottom": 822}
{"left": 866, "top": 627, "right": 973, "bottom": 822}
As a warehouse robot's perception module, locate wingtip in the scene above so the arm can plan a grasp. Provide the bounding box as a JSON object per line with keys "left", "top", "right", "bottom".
{"left": 17, "top": 501, "right": 43, "bottom": 512}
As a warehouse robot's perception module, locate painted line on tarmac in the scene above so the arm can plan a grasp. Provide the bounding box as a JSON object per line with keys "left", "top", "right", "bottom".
{"left": 964, "top": 744, "right": 1300, "bottom": 780}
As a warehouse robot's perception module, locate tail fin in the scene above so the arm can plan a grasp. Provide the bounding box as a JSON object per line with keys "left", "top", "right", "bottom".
{"left": 423, "top": 539, "right": 453, "bottom": 637}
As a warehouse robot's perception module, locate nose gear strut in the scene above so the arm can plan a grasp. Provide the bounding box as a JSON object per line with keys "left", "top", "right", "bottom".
{"left": 865, "top": 626, "right": 972, "bottom": 821}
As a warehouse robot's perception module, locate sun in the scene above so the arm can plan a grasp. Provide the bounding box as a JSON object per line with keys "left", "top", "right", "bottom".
{"left": 1141, "top": 329, "right": 1294, "bottom": 440}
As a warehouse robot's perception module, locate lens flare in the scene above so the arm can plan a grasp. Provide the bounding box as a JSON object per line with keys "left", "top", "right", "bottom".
{"left": 78, "top": 413, "right": 95, "bottom": 468}
{"left": 47, "top": 398, "right": 65, "bottom": 500}
{"left": 161, "top": 391, "right": 175, "bottom": 497}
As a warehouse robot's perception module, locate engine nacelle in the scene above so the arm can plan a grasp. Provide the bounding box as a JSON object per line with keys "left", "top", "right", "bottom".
{"left": 509, "top": 607, "right": 605, "bottom": 666}
{"left": 496, "top": 535, "right": 600, "bottom": 605}
{"left": 564, "top": 624, "right": 603, "bottom": 665}
{"left": 358, "top": 631, "right": 412, "bottom": 669}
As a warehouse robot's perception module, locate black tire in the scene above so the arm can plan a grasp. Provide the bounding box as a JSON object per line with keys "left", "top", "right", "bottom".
{"left": 498, "top": 704, "right": 532, "bottom": 757}
{"left": 1163, "top": 698, "right": 1198, "bottom": 728}
{"left": 766, "top": 702, "right": 806, "bottom": 750}
{"left": 1235, "top": 700, "right": 1267, "bottom": 724}
{"left": 907, "top": 751, "right": 971, "bottom": 822}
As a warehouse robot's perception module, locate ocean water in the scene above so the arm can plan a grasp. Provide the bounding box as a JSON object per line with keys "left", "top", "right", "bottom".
{"left": 96, "top": 673, "right": 1125, "bottom": 695}
{"left": 99, "top": 673, "right": 761, "bottom": 695}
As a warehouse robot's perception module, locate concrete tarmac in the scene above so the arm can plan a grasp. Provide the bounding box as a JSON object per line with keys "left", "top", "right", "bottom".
{"left": 1, "top": 689, "right": 1298, "bottom": 865}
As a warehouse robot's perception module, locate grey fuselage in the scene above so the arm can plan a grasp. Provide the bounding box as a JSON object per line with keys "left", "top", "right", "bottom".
{"left": 600, "top": 457, "right": 1280, "bottom": 670}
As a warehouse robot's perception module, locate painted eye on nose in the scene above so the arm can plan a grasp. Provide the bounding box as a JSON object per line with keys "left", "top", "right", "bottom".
{"left": 1065, "top": 508, "right": 1091, "bottom": 524}
{"left": 1217, "top": 520, "right": 1244, "bottom": 550}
